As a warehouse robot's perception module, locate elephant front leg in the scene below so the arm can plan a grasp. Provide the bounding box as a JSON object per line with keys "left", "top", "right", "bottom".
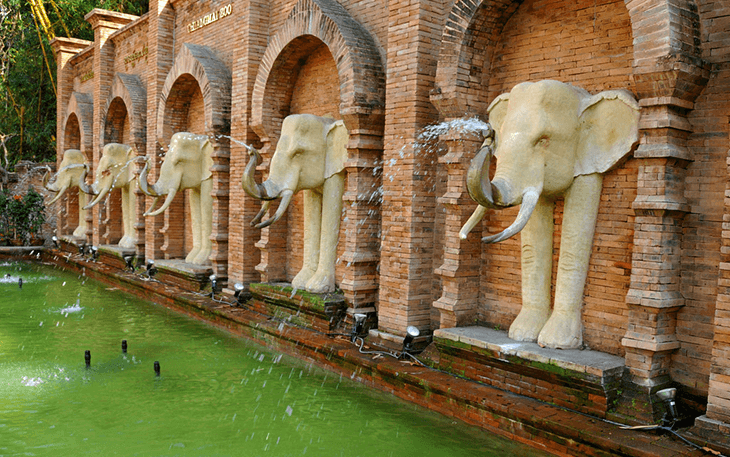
{"left": 305, "top": 172, "right": 344, "bottom": 294}
{"left": 118, "top": 185, "right": 136, "bottom": 249}
{"left": 292, "top": 190, "right": 322, "bottom": 289}
{"left": 190, "top": 179, "right": 213, "bottom": 265}
{"left": 509, "top": 196, "right": 554, "bottom": 342}
{"left": 74, "top": 189, "right": 89, "bottom": 238}
{"left": 538, "top": 173, "right": 603, "bottom": 349}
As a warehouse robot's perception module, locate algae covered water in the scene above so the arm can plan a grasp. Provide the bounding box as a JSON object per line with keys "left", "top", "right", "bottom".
{"left": 0, "top": 261, "right": 550, "bottom": 456}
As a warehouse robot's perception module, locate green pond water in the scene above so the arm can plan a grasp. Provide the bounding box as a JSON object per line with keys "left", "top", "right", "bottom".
{"left": 0, "top": 260, "right": 551, "bottom": 456}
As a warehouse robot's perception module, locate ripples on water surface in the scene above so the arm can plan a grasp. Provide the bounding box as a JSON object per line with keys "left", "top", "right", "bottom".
{"left": 0, "top": 261, "right": 551, "bottom": 456}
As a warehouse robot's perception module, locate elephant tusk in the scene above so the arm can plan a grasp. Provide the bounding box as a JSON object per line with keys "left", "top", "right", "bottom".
{"left": 46, "top": 184, "right": 69, "bottom": 205}
{"left": 83, "top": 183, "right": 111, "bottom": 209}
{"left": 144, "top": 189, "right": 176, "bottom": 217}
{"left": 255, "top": 190, "right": 293, "bottom": 229}
{"left": 145, "top": 195, "right": 162, "bottom": 215}
{"left": 481, "top": 189, "right": 540, "bottom": 244}
{"left": 250, "top": 200, "right": 271, "bottom": 227}
{"left": 459, "top": 205, "right": 489, "bottom": 240}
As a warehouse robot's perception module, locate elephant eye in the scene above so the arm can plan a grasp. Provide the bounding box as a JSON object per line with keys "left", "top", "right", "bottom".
{"left": 101, "top": 169, "right": 111, "bottom": 177}
{"left": 535, "top": 136, "right": 549, "bottom": 147}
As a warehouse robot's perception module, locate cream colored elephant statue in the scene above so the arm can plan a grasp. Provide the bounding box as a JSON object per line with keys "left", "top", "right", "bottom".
{"left": 139, "top": 132, "right": 214, "bottom": 265}
{"left": 43, "top": 149, "right": 92, "bottom": 238}
{"left": 242, "top": 114, "right": 349, "bottom": 294}
{"left": 83, "top": 143, "right": 138, "bottom": 249}
{"left": 460, "top": 80, "right": 640, "bottom": 349}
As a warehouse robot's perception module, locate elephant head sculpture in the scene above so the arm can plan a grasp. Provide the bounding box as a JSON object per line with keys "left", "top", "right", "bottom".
{"left": 243, "top": 113, "right": 349, "bottom": 294}
{"left": 44, "top": 149, "right": 92, "bottom": 238}
{"left": 460, "top": 80, "right": 639, "bottom": 349}
{"left": 139, "top": 132, "right": 214, "bottom": 265}
{"left": 83, "top": 143, "right": 138, "bottom": 249}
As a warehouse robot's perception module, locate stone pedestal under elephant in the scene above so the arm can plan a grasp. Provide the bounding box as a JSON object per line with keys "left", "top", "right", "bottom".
{"left": 43, "top": 149, "right": 92, "bottom": 239}
{"left": 243, "top": 113, "right": 349, "bottom": 294}
{"left": 139, "top": 132, "right": 213, "bottom": 265}
{"left": 460, "top": 80, "right": 640, "bottom": 349}
{"left": 83, "top": 143, "right": 138, "bottom": 249}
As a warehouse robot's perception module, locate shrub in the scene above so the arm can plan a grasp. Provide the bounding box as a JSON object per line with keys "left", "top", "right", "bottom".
{"left": 0, "top": 187, "right": 46, "bottom": 245}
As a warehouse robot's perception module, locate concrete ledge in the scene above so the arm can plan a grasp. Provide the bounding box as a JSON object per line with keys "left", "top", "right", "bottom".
{"left": 155, "top": 259, "right": 214, "bottom": 292}
{"left": 249, "top": 283, "right": 347, "bottom": 333}
{"left": 433, "top": 326, "right": 625, "bottom": 418}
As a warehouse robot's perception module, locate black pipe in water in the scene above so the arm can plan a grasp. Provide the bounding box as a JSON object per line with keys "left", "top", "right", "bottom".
{"left": 85, "top": 350, "right": 91, "bottom": 368}
{"left": 18, "top": 278, "right": 22, "bottom": 289}
{"left": 154, "top": 361, "right": 160, "bottom": 377}
{"left": 122, "top": 340, "right": 127, "bottom": 354}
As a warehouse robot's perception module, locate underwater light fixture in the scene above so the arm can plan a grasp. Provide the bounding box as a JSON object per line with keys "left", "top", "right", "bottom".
{"left": 52, "top": 236, "right": 59, "bottom": 248}
{"left": 350, "top": 313, "right": 367, "bottom": 342}
{"left": 145, "top": 260, "right": 157, "bottom": 277}
{"left": 233, "top": 283, "right": 245, "bottom": 304}
{"left": 123, "top": 255, "right": 135, "bottom": 271}
{"left": 400, "top": 325, "right": 420, "bottom": 358}
{"left": 657, "top": 387, "right": 678, "bottom": 427}
{"left": 209, "top": 274, "right": 217, "bottom": 298}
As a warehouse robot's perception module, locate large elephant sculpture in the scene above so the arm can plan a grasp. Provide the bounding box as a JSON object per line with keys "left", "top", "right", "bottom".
{"left": 83, "top": 143, "right": 138, "bottom": 249}
{"left": 139, "top": 132, "right": 214, "bottom": 265}
{"left": 460, "top": 80, "right": 640, "bottom": 349}
{"left": 242, "top": 114, "right": 349, "bottom": 294}
{"left": 43, "top": 149, "right": 92, "bottom": 239}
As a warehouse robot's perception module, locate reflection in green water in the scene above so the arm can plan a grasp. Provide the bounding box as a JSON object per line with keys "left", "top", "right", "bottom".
{"left": 0, "top": 261, "right": 551, "bottom": 456}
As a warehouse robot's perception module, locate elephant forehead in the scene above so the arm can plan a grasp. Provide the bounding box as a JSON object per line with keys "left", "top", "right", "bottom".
{"left": 171, "top": 132, "right": 208, "bottom": 144}
{"left": 61, "top": 149, "right": 86, "bottom": 166}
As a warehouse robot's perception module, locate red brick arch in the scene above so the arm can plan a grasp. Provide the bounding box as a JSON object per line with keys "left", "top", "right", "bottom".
{"left": 432, "top": 0, "right": 705, "bottom": 117}
{"left": 101, "top": 73, "right": 147, "bottom": 153}
{"left": 64, "top": 92, "right": 94, "bottom": 155}
{"left": 251, "top": 0, "right": 385, "bottom": 139}
{"left": 157, "top": 43, "right": 231, "bottom": 144}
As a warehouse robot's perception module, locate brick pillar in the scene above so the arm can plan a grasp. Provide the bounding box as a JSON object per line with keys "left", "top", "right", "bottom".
{"left": 378, "top": 0, "right": 442, "bottom": 337}
{"left": 431, "top": 128, "right": 483, "bottom": 328}
{"left": 340, "top": 109, "right": 384, "bottom": 313}
{"left": 622, "top": 65, "right": 709, "bottom": 421}
{"left": 145, "top": 0, "right": 175, "bottom": 262}
{"left": 85, "top": 9, "right": 136, "bottom": 248}
{"left": 227, "top": 0, "right": 269, "bottom": 287}
{"left": 210, "top": 135, "right": 230, "bottom": 280}
{"left": 50, "top": 38, "right": 91, "bottom": 238}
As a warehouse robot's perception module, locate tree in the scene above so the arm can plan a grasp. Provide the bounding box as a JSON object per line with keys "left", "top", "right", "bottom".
{"left": 0, "top": 0, "right": 147, "bottom": 166}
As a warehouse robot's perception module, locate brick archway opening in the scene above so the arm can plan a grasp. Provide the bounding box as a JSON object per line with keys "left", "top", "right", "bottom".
{"left": 61, "top": 114, "right": 82, "bottom": 237}
{"left": 98, "top": 97, "right": 129, "bottom": 246}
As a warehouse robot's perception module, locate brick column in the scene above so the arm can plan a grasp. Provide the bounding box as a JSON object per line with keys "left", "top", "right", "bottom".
{"left": 85, "top": 9, "right": 136, "bottom": 248}
{"left": 340, "top": 109, "right": 384, "bottom": 312}
{"left": 378, "top": 0, "right": 442, "bottom": 337}
{"left": 432, "top": 128, "right": 483, "bottom": 328}
{"left": 209, "top": 134, "right": 230, "bottom": 280}
{"left": 227, "top": 0, "right": 269, "bottom": 287}
{"left": 145, "top": 0, "right": 175, "bottom": 262}
{"left": 50, "top": 38, "right": 91, "bottom": 238}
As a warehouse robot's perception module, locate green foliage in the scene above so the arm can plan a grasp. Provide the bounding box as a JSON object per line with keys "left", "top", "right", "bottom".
{"left": 0, "top": 0, "right": 147, "bottom": 166}
{"left": 0, "top": 187, "right": 46, "bottom": 245}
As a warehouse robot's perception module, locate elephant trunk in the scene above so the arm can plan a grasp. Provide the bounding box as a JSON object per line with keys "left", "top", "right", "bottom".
{"left": 242, "top": 147, "right": 275, "bottom": 200}
{"left": 481, "top": 189, "right": 540, "bottom": 244}
{"left": 466, "top": 142, "right": 503, "bottom": 209}
{"left": 77, "top": 165, "right": 95, "bottom": 195}
{"left": 83, "top": 181, "right": 112, "bottom": 209}
{"left": 254, "top": 190, "right": 293, "bottom": 229}
{"left": 139, "top": 158, "right": 162, "bottom": 197}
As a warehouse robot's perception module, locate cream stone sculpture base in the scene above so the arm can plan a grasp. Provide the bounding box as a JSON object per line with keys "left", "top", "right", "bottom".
{"left": 460, "top": 80, "right": 640, "bottom": 349}
{"left": 154, "top": 259, "right": 214, "bottom": 292}
{"left": 242, "top": 114, "right": 349, "bottom": 294}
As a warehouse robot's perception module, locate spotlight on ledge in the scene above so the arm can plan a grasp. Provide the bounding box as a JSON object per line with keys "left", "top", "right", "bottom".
{"left": 209, "top": 274, "right": 217, "bottom": 298}
{"left": 400, "top": 325, "right": 420, "bottom": 358}
{"left": 350, "top": 313, "right": 367, "bottom": 342}
{"left": 52, "top": 236, "right": 59, "bottom": 248}
{"left": 657, "top": 387, "right": 678, "bottom": 427}
{"left": 145, "top": 260, "right": 157, "bottom": 278}
{"left": 233, "top": 283, "right": 245, "bottom": 305}
{"left": 123, "top": 254, "right": 135, "bottom": 271}
{"left": 78, "top": 244, "right": 86, "bottom": 255}
{"left": 90, "top": 246, "right": 99, "bottom": 261}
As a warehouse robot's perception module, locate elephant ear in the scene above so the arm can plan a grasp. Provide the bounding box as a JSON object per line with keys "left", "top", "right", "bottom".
{"left": 575, "top": 90, "right": 640, "bottom": 176}
{"left": 201, "top": 138, "right": 214, "bottom": 181}
{"left": 324, "top": 120, "right": 349, "bottom": 179}
{"left": 486, "top": 93, "right": 510, "bottom": 156}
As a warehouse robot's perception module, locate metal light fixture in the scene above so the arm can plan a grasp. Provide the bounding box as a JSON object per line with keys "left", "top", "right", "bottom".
{"left": 401, "top": 325, "right": 420, "bottom": 358}
{"left": 52, "top": 236, "right": 59, "bottom": 248}
{"left": 209, "top": 274, "right": 217, "bottom": 298}
{"left": 145, "top": 260, "right": 157, "bottom": 277}
{"left": 350, "top": 313, "right": 367, "bottom": 342}
{"left": 123, "top": 254, "right": 135, "bottom": 271}
{"left": 90, "top": 246, "right": 99, "bottom": 261}
{"left": 657, "top": 388, "right": 678, "bottom": 427}
{"left": 78, "top": 244, "right": 86, "bottom": 255}
{"left": 233, "top": 283, "right": 245, "bottom": 305}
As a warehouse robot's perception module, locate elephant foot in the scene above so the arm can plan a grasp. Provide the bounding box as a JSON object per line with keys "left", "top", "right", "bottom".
{"left": 508, "top": 307, "right": 549, "bottom": 342}
{"left": 537, "top": 310, "right": 583, "bottom": 349}
{"left": 304, "top": 271, "right": 335, "bottom": 294}
{"left": 118, "top": 236, "right": 136, "bottom": 250}
{"left": 185, "top": 247, "right": 201, "bottom": 264}
{"left": 191, "top": 249, "right": 211, "bottom": 265}
{"left": 292, "top": 267, "right": 316, "bottom": 290}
